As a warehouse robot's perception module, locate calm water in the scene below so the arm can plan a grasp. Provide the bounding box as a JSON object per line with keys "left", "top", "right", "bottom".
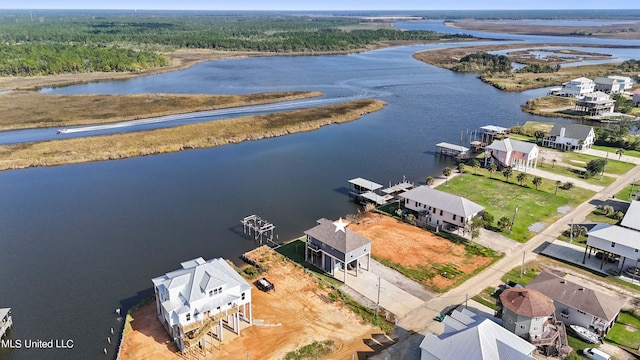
{"left": 0, "top": 24, "right": 637, "bottom": 360}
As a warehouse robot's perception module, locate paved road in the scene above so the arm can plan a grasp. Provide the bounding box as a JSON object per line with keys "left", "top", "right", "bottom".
{"left": 394, "top": 158, "right": 640, "bottom": 339}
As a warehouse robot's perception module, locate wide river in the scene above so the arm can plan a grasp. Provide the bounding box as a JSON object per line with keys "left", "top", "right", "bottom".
{"left": 1, "top": 22, "right": 639, "bottom": 360}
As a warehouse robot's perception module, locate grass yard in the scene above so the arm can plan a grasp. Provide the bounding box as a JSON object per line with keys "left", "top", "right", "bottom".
{"left": 615, "top": 181, "right": 640, "bottom": 202}
{"left": 520, "top": 121, "right": 554, "bottom": 135}
{"left": 439, "top": 168, "right": 595, "bottom": 242}
{"left": 562, "top": 151, "right": 636, "bottom": 176}
{"left": 605, "top": 311, "right": 640, "bottom": 351}
{"left": 593, "top": 145, "right": 640, "bottom": 159}
{"left": 537, "top": 161, "right": 616, "bottom": 187}
{"left": 471, "top": 286, "right": 500, "bottom": 311}
{"left": 501, "top": 264, "right": 540, "bottom": 286}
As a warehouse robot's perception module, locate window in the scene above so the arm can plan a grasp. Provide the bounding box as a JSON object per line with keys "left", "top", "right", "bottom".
{"left": 453, "top": 214, "right": 457, "bottom": 221}
{"left": 241, "top": 292, "right": 246, "bottom": 301}
{"left": 520, "top": 325, "right": 526, "bottom": 329}
{"left": 186, "top": 313, "right": 191, "bottom": 321}
{"left": 611, "top": 242, "right": 616, "bottom": 248}
{"left": 440, "top": 210, "right": 443, "bottom": 216}
{"left": 636, "top": 249, "right": 638, "bottom": 253}
{"left": 209, "top": 290, "right": 213, "bottom": 297}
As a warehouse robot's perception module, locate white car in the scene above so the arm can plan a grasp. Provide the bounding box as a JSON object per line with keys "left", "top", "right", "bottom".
{"left": 583, "top": 347, "right": 611, "bottom": 360}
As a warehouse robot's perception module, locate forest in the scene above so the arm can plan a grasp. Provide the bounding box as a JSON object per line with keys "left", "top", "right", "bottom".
{"left": 454, "top": 52, "right": 512, "bottom": 73}
{"left": 0, "top": 12, "right": 471, "bottom": 76}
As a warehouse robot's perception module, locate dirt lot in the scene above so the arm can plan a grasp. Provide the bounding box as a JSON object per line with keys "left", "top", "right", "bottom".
{"left": 347, "top": 212, "right": 493, "bottom": 291}
{"left": 119, "top": 246, "right": 387, "bottom": 360}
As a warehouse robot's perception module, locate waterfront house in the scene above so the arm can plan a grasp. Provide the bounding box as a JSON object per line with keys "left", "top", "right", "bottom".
{"left": 152, "top": 257, "right": 253, "bottom": 353}
{"left": 594, "top": 77, "right": 623, "bottom": 94}
{"left": 499, "top": 288, "right": 571, "bottom": 356}
{"left": 526, "top": 271, "right": 624, "bottom": 335}
{"left": 485, "top": 138, "right": 539, "bottom": 171}
{"left": 560, "top": 77, "right": 595, "bottom": 97}
{"left": 305, "top": 218, "right": 371, "bottom": 283}
{"left": 575, "top": 91, "right": 615, "bottom": 116}
{"left": 0, "top": 308, "right": 11, "bottom": 338}
{"left": 399, "top": 186, "right": 484, "bottom": 235}
{"left": 419, "top": 313, "right": 536, "bottom": 360}
{"left": 541, "top": 124, "right": 595, "bottom": 151}
{"left": 608, "top": 75, "right": 633, "bottom": 91}
{"left": 633, "top": 89, "right": 640, "bottom": 106}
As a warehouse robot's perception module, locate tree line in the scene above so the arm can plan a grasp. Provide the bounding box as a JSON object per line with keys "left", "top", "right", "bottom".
{"left": 0, "top": 13, "right": 471, "bottom": 75}
{"left": 454, "top": 52, "right": 512, "bottom": 73}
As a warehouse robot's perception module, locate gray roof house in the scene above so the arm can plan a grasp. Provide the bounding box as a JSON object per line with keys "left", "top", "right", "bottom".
{"left": 621, "top": 200, "right": 640, "bottom": 231}
{"left": 419, "top": 314, "right": 536, "bottom": 360}
{"left": 152, "top": 257, "right": 253, "bottom": 352}
{"left": 305, "top": 218, "right": 372, "bottom": 282}
{"left": 594, "top": 77, "right": 623, "bottom": 94}
{"left": 399, "top": 186, "right": 484, "bottom": 236}
{"left": 541, "top": 124, "right": 595, "bottom": 151}
{"left": 527, "top": 271, "right": 625, "bottom": 335}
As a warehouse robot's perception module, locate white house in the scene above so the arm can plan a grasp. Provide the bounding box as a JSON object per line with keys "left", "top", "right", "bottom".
{"left": 575, "top": 91, "right": 615, "bottom": 116}
{"left": 152, "top": 257, "right": 253, "bottom": 352}
{"left": 541, "top": 124, "right": 595, "bottom": 151}
{"left": 419, "top": 311, "right": 536, "bottom": 360}
{"left": 305, "top": 218, "right": 371, "bottom": 282}
{"left": 594, "top": 77, "right": 623, "bottom": 94}
{"left": 608, "top": 75, "right": 633, "bottom": 91}
{"left": 527, "top": 271, "right": 625, "bottom": 335}
{"left": 585, "top": 200, "right": 640, "bottom": 274}
{"left": 560, "top": 77, "right": 595, "bottom": 97}
{"left": 485, "top": 138, "right": 539, "bottom": 171}
{"left": 399, "top": 186, "right": 484, "bottom": 234}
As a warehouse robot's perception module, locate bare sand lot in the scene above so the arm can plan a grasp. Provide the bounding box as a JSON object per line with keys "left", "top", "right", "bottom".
{"left": 119, "top": 246, "right": 388, "bottom": 360}
{"left": 348, "top": 212, "right": 493, "bottom": 291}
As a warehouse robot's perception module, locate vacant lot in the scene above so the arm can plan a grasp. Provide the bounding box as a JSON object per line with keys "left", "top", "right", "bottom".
{"left": 119, "top": 247, "right": 387, "bottom": 360}
{"left": 348, "top": 212, "right": 495, "bottom": 292}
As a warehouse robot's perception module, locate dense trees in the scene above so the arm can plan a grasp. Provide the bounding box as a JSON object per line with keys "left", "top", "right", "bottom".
{"left": 594, "top": 123, "right": 640, "bottom": 151}
{"left": 516, "top": 63, "right": 560, "bottom": 73}
{"left": 618, "top": 59, "right": 640, "bottom": 72}
{"left": 0, "top": 13, "right": 470, "bottom": 76}
{"left": 454, "top": 52, "right": 511, "bottom": 73}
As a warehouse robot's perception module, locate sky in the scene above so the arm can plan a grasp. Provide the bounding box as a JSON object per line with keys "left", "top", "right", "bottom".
{"left": 2, "top": 0, "right": 639, "bottom": 11}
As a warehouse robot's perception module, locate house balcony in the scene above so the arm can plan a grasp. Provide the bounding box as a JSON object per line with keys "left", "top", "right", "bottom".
{"left": 307, "top": 243, "right": 321, "bottom": 252}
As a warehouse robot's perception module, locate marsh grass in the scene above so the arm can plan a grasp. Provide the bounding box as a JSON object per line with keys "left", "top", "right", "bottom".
{"left": 0, "top": 99, "right": 385, "bottom": 171}
{"left": 0, "top": 91, "right": 321, "bottom": 131}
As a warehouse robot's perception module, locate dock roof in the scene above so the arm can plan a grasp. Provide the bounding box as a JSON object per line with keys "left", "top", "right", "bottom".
{"left": 480, "top": 125, "right": 509, "bottom": 134}
{"left": 436, "top": 142, "right": 469, "bottom": 153}
{"left": 348, "top": 177, "right": 382, "bottom": 191}
{"left": 304, "top": 218, "right": 371, "bottom": 255}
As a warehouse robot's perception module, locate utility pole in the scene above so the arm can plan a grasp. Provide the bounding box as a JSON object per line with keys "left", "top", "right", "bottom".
{"left": 569, "top": 218, "right": 574, "bottom": 244}
{"left": 510, "top": 205, "right": 519, "bottom": 233}
{"left": 520, "top": 251, "right": 526, "bottom": 278}
{"left": 376, "top": 276, "right": 381, "bottom": 318}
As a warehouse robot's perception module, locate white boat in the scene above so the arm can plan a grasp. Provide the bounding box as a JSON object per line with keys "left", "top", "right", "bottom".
{"left": 57, "top": 129, "right": 69, "bottom": 134}
{"left": 569, "top": 324, "right": 600, "bottom": 343}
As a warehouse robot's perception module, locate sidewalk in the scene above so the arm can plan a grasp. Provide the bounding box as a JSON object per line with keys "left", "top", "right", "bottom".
{"left": 525, "top": 166, "right": 605, "bottom": 192}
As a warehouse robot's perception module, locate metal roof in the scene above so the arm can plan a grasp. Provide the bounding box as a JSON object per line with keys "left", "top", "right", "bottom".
{"left": 348, "top": 177, "right": 383, "bottom": 191}
{"left": 480, "top": 125, "right": 509, "bottom": 133}
{"left": 486, "top": 138, "right": 538, "bottom": 155}
{"left": 548, "top": 123, "right": 594, "bottom": 140}
{"left": 419, "top": 318, "right": 535, "bottom": 360}
{"left": 360, "top": 191, "right": 393, "bottom": 205}
{"left": 587, "top": 223, "right": 640, "bottom": 249}
{"left": 400, "top": 186, "right": 484, "bottom": 218}
{"left": 621, "top": 200, "right": 640, "bottom": 231}
{"left": 436, "top": 142, "right": 470, "bottom": 152}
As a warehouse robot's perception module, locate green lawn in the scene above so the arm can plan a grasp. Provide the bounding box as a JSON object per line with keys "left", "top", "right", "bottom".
{"left": 439, "top": 168, "right": 595, "bottom": 242}
{"left": 471, "top": 286, "right": 500, "bottom": 311}
{"left": 605, "top": 311, "right": 640, "bottom": 351}
{"left": 563, "top": 151, "right": 636, "bottom": 175}
{"left": 593, "top": 145, "right": 640, "bottom": 159}
{"left": 537, "top": 161, "right": 616, "bottom": 187}
{"left": 501, "top": 265, "right": 540, "bottom": 286}
{"left": 585, "top": 211, "right": 619, "bottom": 225}
{"left": 615, "top": 181, "right": 640, "bottom": 202}
{"left": 509, "top": 133, "right": 536, "bottom": 142}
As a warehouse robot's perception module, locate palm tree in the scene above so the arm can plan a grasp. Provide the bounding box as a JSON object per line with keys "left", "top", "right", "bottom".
{"left": 551, "top": 159, "right": 557, "bottom": 169}
{"left": 532, "top": 176, "right": 542, "bottom": 190}
{"left": 425, "top": 176, "right": 435, "bottom": 187}
{"left": 502, "top": 167, "right": 513, "bottom": 183}
{"left": 471, "top": 159, "right": 480, "bottom": 174}
{"left": 488, "top": 163, "right": 497, "bottom": 179}
{"left": 517, "top": 172, "right": 528, "bottom": 186}
{"left": 616, "top": 148, "right": 624, "bottom": 160}
{"left": 555, "top": 180, "right": 562, "bottom": 194}
{"left": 443, "top": 167, "right": 452, "bottom": 185}
{"left": 457, "top": 162, "right": 466, "bottom": 174}
{"left": 497, "top": 216, "right": 512, "bottom": 232}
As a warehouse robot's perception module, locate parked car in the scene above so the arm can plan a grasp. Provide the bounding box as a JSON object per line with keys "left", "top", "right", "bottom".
{"left": 583, "top": 347, "right": 611, "bottom": 360}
